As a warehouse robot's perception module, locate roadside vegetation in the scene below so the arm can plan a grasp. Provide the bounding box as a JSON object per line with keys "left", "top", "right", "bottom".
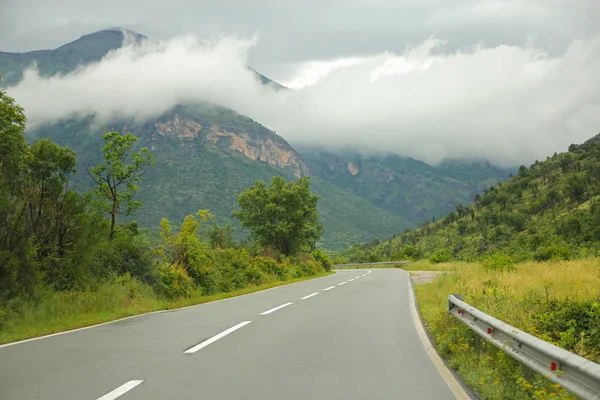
{"left": 346, "top": 135, "right": 600, "bottom": 264}
{"left": 0, "top": 88, "right": 331, "bottom": 344}
{"left": 415, "top": 259, "right": 599, "bottom": 399}
{"left": 342, "top": 135, "right": 600, "bottom": 398}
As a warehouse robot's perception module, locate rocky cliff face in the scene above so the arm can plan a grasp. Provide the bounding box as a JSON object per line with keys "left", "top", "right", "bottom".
{"left": 153, "top": 113, "right": 310, "bottom": 178}
{"left": 155, "top": 114, "right": 202, "bottom": 139}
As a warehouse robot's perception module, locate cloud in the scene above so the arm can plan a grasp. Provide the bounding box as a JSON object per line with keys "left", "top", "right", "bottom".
{"left": 2, "top": 0, "right": 599, "bottom": 74}
{"left": 7, "top": 33, "right": 600, "bottom": 167}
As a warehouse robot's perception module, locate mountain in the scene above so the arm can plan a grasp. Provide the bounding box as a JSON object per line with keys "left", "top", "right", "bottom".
{"left": 296, "top": 147, "right": 509, "bottom": 224}
{"left": 1, "top": 28, "right": 511, "bottom": 250}
{"left": 346, "top": 135, "right": 600, "bottom": 262}
{"left": 30, "top": 103, "right": 408, "bottom": 250}
{"left": 0, "top": 28, "right": 282, "bottom": 89}
{"left": 0, "top": 28, "right": 142, "bottom": 86}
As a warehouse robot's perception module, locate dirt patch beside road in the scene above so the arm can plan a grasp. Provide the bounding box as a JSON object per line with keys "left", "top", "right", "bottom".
{"left": 409, "top": 271, "right": 454, "bottom": 285}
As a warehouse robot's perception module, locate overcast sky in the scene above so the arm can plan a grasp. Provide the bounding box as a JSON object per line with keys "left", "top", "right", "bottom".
{"left": 3, "top": 0, "right": 600, "bottom": 166}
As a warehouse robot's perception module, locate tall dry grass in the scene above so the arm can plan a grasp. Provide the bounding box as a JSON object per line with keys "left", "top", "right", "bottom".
{"left": 415, "top": 259, "right": 600, "bottom": 399}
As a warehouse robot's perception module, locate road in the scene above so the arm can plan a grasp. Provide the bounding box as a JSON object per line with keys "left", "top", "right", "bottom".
{"left": 0, "top": 269, "right": 461, "bottom": 399}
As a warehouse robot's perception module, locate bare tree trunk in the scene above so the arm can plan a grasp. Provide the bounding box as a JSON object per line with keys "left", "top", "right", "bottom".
{"left": 110, "top": 201, "right": 117, "bottom": 239}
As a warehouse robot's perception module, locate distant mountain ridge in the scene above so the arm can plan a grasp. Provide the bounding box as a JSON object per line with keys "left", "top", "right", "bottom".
{"left": 0, "top": 29, "right": 511, "bottom": 250}
{"left": 346, "top": 134, "right": 600, "bottom": 262}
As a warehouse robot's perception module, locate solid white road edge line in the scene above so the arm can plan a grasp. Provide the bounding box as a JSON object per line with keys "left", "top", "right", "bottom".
{"left": 260, "top": 302, "right": 294, "bottom": 315}
{"left": 184, "top": 321, "right": 252, "bottom": 354}
{"left": 301, "top": 293, "right": 319, "bottom": 300}
{"left": 406, "top": 276, "right": 471, "bottom": 400}
{"left": 97, "top": 380, "right": 144, "bottom": 400}
{"left": 324, "top": 286, "right": 336, "bottom": 291}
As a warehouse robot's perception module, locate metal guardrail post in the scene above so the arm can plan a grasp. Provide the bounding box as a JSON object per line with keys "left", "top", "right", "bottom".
{"left": 448, "top": 295, "right": 600, "bottom": 400}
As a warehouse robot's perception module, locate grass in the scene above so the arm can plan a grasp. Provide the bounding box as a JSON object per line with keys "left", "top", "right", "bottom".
{"left": 0, "top": 272, "right": 333, "bottom": 345}
{"left": 414, "top": 259, "right": 600, "bottom": 399}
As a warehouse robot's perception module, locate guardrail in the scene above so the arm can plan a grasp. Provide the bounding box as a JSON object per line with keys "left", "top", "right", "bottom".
{"left": 333, "top": 261, "right": 409, "bottom": 268}
{"left": 448, "top": 294, "right": 600, "bottom": 400}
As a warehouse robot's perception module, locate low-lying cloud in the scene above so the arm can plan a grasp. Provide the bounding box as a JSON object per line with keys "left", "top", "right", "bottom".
{"left": 7, "top": 33, "right": 600, "bottom": 167}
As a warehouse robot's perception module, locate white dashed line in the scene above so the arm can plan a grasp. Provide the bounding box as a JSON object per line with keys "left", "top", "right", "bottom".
{"left": 348, "top": 278, "right": 355, "bottom": 281}
{"left": 184, "top": 321, "right": 252, "bottom": 354}
{"left": 97, "top": 380, "right": 144, "bottom": 400}
{"left": 261, "top": 302, "right": 293, "bottom": 315}
{"left": 324, "top": 286, "right": 336, "bottom": 291}
{"left": 301, "top": 292, "right": 319, "bottom": 300}
{"left": 338, "top": 282, "right": 347, "bottom": 286}
{"left": 355, "top": 276, "right": 361, "bottom": 279}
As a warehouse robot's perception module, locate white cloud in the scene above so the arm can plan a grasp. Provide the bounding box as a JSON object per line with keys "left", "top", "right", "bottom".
{"left": 7, "top": 33, "right": 600, "bottom": 167}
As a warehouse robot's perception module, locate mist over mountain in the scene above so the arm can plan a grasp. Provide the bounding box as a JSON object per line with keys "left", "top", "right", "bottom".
{"left": 4, "top": 27, "right": 600, "bottom": 167}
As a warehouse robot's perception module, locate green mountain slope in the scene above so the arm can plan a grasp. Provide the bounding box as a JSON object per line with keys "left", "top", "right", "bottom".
{"left": 347, "top": 135, "right": 600, "bottom": 262}
{"left": 2, "top": 28, "right": 511, "bottom": 251}
{"left": 297, "top": 147, "right": 509, "bottom": 224}
{"left": 30, "top": 105, "right": 407, "bottom": 250}
{"left": 0, "top": 29, "right": 139, "bottom": 86}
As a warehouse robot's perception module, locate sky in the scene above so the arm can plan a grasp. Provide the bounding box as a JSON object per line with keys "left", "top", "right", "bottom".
{"left": 2, "top": 0, "right": 600, "bottom": 166}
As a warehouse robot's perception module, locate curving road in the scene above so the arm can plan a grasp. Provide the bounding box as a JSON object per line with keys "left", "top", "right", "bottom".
{"left": 0, "top": 269, "right": 464, "bottom": 399}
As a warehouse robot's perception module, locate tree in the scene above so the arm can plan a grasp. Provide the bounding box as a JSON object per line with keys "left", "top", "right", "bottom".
{"left": 90, "top": 132, "right": 153, "bottom": 238}
{"left": 0, "top": 87, "right": 36, "bottom": 301}
{"left": 232, "top": 176, "right": 322, "bottom": 256}
{"left": 207, "top": 221, "right": 236, "bottom": 249}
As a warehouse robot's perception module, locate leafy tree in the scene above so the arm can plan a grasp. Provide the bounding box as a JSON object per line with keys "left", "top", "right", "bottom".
{"left": 207, "top": 221, "right": 236, "bottom": 249}
{"left": 90, "top": 132, "right": 153, "bottom": 238}
{"left": 0, "top": 87, "right": 37, "bottom": 301}
{"left": 232, "top": 176, "right": 322, "bottom": 257}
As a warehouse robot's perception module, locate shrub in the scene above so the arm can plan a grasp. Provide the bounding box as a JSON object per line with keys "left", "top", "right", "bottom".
{"left": 157, "top": 263, "right": 196, "bottom": 299}
{"left": 93, "top": 226, "right": 156, "bottom": 286}
{"left": 396, "top": 245, "right": 421, "bottom": 260}
{"left": 429, "top": 249, "right": 452, "bottom": 264}
{"left": 482, "top": 253, "right": 515, "bottom": 272}
{"left": 533, "top": 245, "right": 573, "bottom": 261}
{"left": 312, "top": 248, "right": 333, "bottom": 271}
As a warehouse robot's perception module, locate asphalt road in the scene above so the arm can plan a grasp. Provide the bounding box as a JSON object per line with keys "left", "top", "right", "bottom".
{"left": 0, "top": 269, "right": 459, "bottom": 400}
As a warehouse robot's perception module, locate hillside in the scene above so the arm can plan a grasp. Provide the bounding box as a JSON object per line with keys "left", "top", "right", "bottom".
{"left": 347, "top": 135, "right": 600, "bottom": 262}
{"left": 297, "top": 147, "right": 509, "bottom": 224}
{"left": 31, "top": 104, "right": 409, "bottom": 250}
{"left": 0, "top": 28, "right": 143, "bottom": 86}
{"left": 1, "top": 28, "right": 511, "bottom": 250}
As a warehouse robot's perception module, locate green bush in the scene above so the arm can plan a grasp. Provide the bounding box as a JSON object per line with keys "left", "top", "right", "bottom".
{"left": 481, "top": 253, "right": 515, "bottom": 272}
{"left": 312, "top": 248, "right": 333, "bottom": 271}
{"left": 429, "top": 249, "right": 452, "bottom": 264}
{"left": 533, "top": 245, "right": 573, "bottom": 261}
{"left": 157, "top": 264, "right": 196, "bottom": 299}
{"left": 93, "top": 225, "right": 156, "bottom": 286}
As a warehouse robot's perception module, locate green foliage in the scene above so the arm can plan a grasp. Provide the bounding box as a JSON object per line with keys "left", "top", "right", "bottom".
{"left": 348, "top": 135, "right": 600, "bottom": 263}
{"left": 482, "top": 253, "right": 515, "bottom": 272}
{"left": 533, "top": 245, "right": 573, "bottom": 262}
{"left": 311, "top": 248, "right": 333, "bottom": 271}
{"left": 332, "top": 253, "right": 349, "bottom": 265}
{"left": 90, "top": 131, "right": 153, "bottom": 238}
{"left": 429, "top": 249, "right": 452, "bottom": 264}
{"left": 534, "top": 299, "right": 600, "bottom": 361}
{"left": 156, "top": 209, "right": 326, "bottom": 296}
{"left": 207, "top": 221, "right": 236, "bottom": 249}
{"left": 298, "top": 147, "right": 509, "bottom": 227}
{"left": 394, "top": 245, "right": 421, "bottom": 261}
{"left": 233, "top": 176, "right": 323, "bottom": 256}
